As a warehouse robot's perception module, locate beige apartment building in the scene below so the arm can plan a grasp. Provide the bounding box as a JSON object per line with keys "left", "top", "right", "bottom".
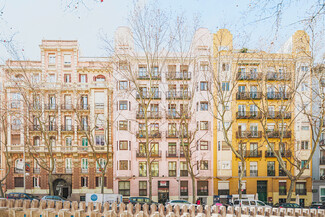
{"left": 1, "top": 40, "right": 113, "bottom": 201}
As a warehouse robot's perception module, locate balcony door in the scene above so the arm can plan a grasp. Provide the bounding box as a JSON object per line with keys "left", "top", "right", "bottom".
{"left": 65, "top": 116, "right": 72, "bottom": 130}
{"left": 65, "top": 95, "right": 72, "bottom": 109}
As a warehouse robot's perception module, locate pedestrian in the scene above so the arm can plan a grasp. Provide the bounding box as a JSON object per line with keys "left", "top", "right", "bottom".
{"left": 196, "top": 199, "right": 201, "bottom": 205}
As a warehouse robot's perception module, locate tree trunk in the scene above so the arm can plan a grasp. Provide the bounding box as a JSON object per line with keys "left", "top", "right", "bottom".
{"left": 238, "top": 178, "right": 242, "bottom": 199}
{"left": 0, "top": 181, "right": 4, "bottom": 198}
{"left": 286, "top": 179, "right": 295, "bottom": 203}
{"left": 148, "top": 164, "right": 152, "bottom": 200}
{"left": 191, "top": 174, "right": 196, "bottom": 203}
{"left": 49, "top": 173, "right": 54, "bottom": 195}
{"left": 101, "top": 172, "right": 105, "bottom": 194}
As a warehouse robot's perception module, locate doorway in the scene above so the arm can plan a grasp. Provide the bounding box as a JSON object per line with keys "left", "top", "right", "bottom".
{"left": 257, "top": 181, "right": 267, "bottom": 203}
{"left": 158, "top": 181, "right": 169, "bottom": 204}
{"left": 53, "top": 178, "right": 71, "bottom": 199}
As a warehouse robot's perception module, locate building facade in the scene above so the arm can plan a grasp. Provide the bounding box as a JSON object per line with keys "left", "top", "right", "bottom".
{"left": 213, "top": 29, "right": 313, "bottom": 206}
{"left": 112, "top": 27, "right": 214, "bottom": 204}
{"left": 1, "top": 40, "right": 113, "bottom": 201}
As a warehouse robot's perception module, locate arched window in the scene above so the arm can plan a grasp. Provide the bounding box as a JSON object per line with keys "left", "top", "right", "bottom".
{"left": 96, "top": 158, "right": 106, "bottom": 172}
{"left": 33, "top": 136, "right": 40, "bottom": 146}
{"left": 50, "top": 136, "right": 56, "bottom": 147}
{"left": 94, "top": 75, "right": 106, "bottom": 82}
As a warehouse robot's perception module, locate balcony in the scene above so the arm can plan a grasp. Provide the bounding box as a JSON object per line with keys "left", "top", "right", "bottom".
{"left": 77, "top": 125, "right": 89, "bottom": 131}
{"left": 266, "top": 72, "right": 291, "bottom": 81}
{"left": 267, "top": 92, "right": 290, "bottom": 100}
{"left": 77, "top": 104, "right": 89, "bottom": 110}
{"left": 166, "top": 91, "right": 191, "bottom": 100}
{"left": 166, "top": 72, "right": 191, "bottom": 80}
{"left": 236, "top": 150, "right": 262, "bottom": 158}
{"left": 267, "top": 111, "right": 291, "bottom": 119}
{"left": 95, "top": 103, "right": 104, "bottom": 109}
{"left": 136, "top": 131, "right": 161, "bottom": 138}
{"left": 14, "top": 168, "right": 24, "bottom": 174}
{"left": 166, "top": 131, "right": 179, "bottom": 138}
{"left": 169, "top": 170, "right": 177, "bottom": 177}
{"left": 296, "top": 189, "right": 307, "bottom": 195}
{"left": 137, "top": 73, "right": 161, "bottom": 80}
{"left": 33, "top": 168, "right": 40, "bottom": 174}
{"left": 266, "top": 130, "right": 291, "bottom": 138}
{"left": 65, "top": 168, "right": 72, "bottom": 174}
{"left": 136, "top": 92, "right": 161, "bottom": 100}
{"left": 236, "top": 131, "right": 262, "bottom": 138}
{"left": 250, "top": 170, "right": 258, "bottom": 177}
{"left": 61, "top": 104, "right": 74, "bottom": 110}
{"left": 265, "top": 150, "right": 292, "bottom": 158}
{"left": 44, "top": 104, "right": 58, "bottom": 110}
{"left": 136, "top": 150, "right": 162, "bottom": 158}
{"left": 237, "top": 72, "right": 262, "bottom": 80}
{"left": 180, "top": 170, "right": 188, "bottom": 177}
{"left": 136, "top": 111, "right": 162, "bottom": 119}
{"left": 236, "top": 92, "right": 262, "bottom": 100}
{"left": 61, "top": 125, "right": 74, "bottom": 132}
{"left": 166, "top": 151, "right": 178, "bottom": 158}
{"left": 29, "top": 103, "right": 41, "bottom": 110}
{"left": 166, "top": 112, "right": 190, "bottom": 119}
{"left": 236, "top": 111, "right": 261, "bottom": 119}
{"left": 46, "top": 125, "right": 58, "bottom": 132}
{"left": 279, "top": 170, "right": 287, "bottom": 176}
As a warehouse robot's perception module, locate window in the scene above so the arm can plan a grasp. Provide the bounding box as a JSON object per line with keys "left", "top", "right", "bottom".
{"left": 96, "top": 177, "right": 107, "bottom": 188}
{"left": 200, "top": 121, "right": 209, "bottom": 130}
{"left": 301, "top": 141, "right": 309, "bottom": 149}
{"left": 95, "top": 135, "right": 105, "bottom": 146}
{"left": 296, "top": 182, "right": 306, "bottom": 195}
{"left": 301, "top": 125, "right": 309, "bottom": 130}
{"left": 139, "top": 162, "right": 147, "bottom": 177}
{"left": 200, "top": 82, "right": 208, "bottom": 91}
{"left": 64, "top": 74, "right": 71, "bottom": 83}
{"left": 200, "top": 160, "right": 208, "bottom": 170}
{"left": 197, "top": 181, "right": 208, "bottom": 196}
{"left": 221, "top": 161, "right": 231, "bottom": 169}
{"left": 81, "top": 158, "right": 88, "bottom": 170}
{"left": 33, "top": 177, "right": 40, "bottom": 187}
{"left": 119, "top": 160, "right": 128, "bottom": 170}
{"left": 32, "top": 74, "right": 40, "bottom": 83}
{"left": 48, "top": 54, "right": 56, "bottom": 64}
{"left": 301, "top": 160, "right": 309, "bottom": 169}
{"left": 81, "top": 177, "right": 88, "bottom": 187}
{"left": 250, "top": 162, "right": 258, "bottom": 177}
{"left": 14, "top": 177, "right": 24, "bottom": 187}
{"left": 119, "top": 121, "right": 128, "bottom": 130}
{"left": 119, "top": 81, "right": 128, "bottom": 90}
{"left": 139, "top": 181, "right": 147, "bottom": 196}
{"left": 180, "top": 181, "right": 188, "bottom": 196}
{"left": 96, "top": 158, "right": 106, "bottom": 172}
{"left": 119, "top": 101, "right": 128, "bottom": 110}
{"left": 79, "top": 74, "right": 87, "bottom": 83}
{"left": 222, "top": 141, "right": 230, "bottom": 150}
{"left": 48, "top": 74, "right": 56, "bottom": 83}
{"left": 151, "top": 162, "right": 159, "bottom": 177}
{"left": 180, "top": 162, "right": 188, "bottom": 176}
{"left": 33, "top": 136, "right": 40, "bottom": 146}
{"left": 200, "top": 141, "right": 208, "bottom": 150}
{"left": 301, "top": 83, "right": 308, "bottom": 92}
{"left": 168, "top": 162, "right": 176, "bottom": 177}
{"left": 301, "top": 66, "right": 309, "bottom": 72}
{"left": 222, "top": 82, "right": 229, "bottom": 91}
{"left": 64, "top": 54, "right": 71, "bottom": 65}
{"left": 267, "top": 161, "right": 275, "bottom": 176}
{"left": 65, "top": 158, "right": 72, "bottom": 170}
{"left": 200, "top": 102, "right": 208, "bottom": 111}
{"left": 279, "top": 182, "right": 286, "bottom": 195}
{"left": 222, "top": 63, "right": 230, "bottom": 71}
{"left": 168, "top": 143, "right": 176, "bottom": 155}
{"left": 119, "top": 141, "right": 128, "bottom": 150}
{"left": 82, "top": 138, "right": 88, "bottom": 147}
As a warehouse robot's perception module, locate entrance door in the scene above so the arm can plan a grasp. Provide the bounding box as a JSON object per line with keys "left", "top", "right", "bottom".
{"left": 299, "top": 199, "right": 305, "bottom": 207}
{"left": 158, "top": 181, "right": 169, "bottom": 204}
{"left": 257, "top": 181, "right": 267, "bottom": 203}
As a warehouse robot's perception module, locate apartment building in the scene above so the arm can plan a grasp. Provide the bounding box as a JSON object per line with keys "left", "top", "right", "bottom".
{"left": 113, "top": 27, "right": 214, "bottom": 204}
{"left": 1, "top": 40, "right": 113, "bottom": 201}
{"left": 213, "top": 29, "right": 313, "bottom": 206}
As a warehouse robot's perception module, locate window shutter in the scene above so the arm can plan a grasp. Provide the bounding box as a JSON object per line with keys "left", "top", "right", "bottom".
{"left": 129, "top": 141, "right": 131, "bottom": 150}
{"left": 104, "top": 177, "right": 107, "bottom": 187}
{"left": 81, "top": 177, "right": 83, "bottom": 186}
{"left": 117, "top": 161, "right": 119, "bottom": 170}
{"left": 39, "top": 177, "right": 41, "bottom": 187}
{"left": 197, "top": 82, "right": 199, "bottom": 91}
{"left": 197, "top": 141, "right": 199, "bottom": 150}
{"left": 129, "top": 161, "right": 131, "bottom": 170}
{"left": 93, "top": 76, "right": 96, "bottom": 81}
{"left": 85, "top": 75, "right": 88, "bottom": 83}
{"left": 86, "top": 177, "right": 88, "bottom": 187}
{"left": 197, "top": 161, "right": 199, "bottom": 170}
{"left": 197, "top": 121, "right": 199, "bottom": 130}
{"left": 129, "top": 121, "right": 131, "bottom": 131}
{"left": 96, "top": 177, "right": 99, "bottom": 187}
{"left": 129, "top": 102, "right": 131, "bottom": 110}
{"left": 33, "top": 177, "right": 35, "bottom": 187}
{"left": 79, "top": 74, "right": 81, "bottom": 82}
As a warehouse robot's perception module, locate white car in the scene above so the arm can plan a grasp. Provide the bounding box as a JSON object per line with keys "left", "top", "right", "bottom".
{"left": 233, "top": 199, "right": 272, "bottom": 208}
{"left": 166, "top": 200, "right": 198, "bottom": 208}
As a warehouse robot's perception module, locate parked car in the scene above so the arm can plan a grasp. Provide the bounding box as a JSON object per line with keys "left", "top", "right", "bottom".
{"left": 128, "top": 197, "right": 159, "bottom": 206}
{"left": 166, "top": 200, "right": 197, "bottom": 208}
{"left": 7, "top": 193, "right": 39, "bottom": 201}
{"left": 274, "top": 203, "right": 301, "bottom": 208}
{"left": 310, "top": 202, "right": 324, "bottom": 209}
{"left": 233, "top": 199, "right": 272, "bottom": 208}
{"left": 41, "top": 195, "right": 67, "bottom": 203}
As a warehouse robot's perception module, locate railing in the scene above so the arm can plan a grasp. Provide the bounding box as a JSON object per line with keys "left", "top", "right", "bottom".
{"left": 136, "top": 111, "right": 162, "bottom": 119}
{"left": 168, "top": 170, "right": 177, "bottom": 177}
{"left": 29, "top": 103, "right": 41, "bottom": 110}
{"left": 29, "top": 125, "right": 41, "bottom": 131}
{"left": 137, "top": 73, "right": 161, "bottom": 80}
{"left": 236, "top": 92, "right": 262, "bottom": 100}
{"left": 136, "top": 150, "right": 162, "bottom": 158}
{"left": 11, "top": 125, "right": 21, "bottom": 131}
{"left": 166, "top": 131, "right": 178, "bottom": 138}
{"left": 61, "top": 125, "right": 74, "bottom": 132}
{"left": 10, "top": 102, "right": 21, "bottom": 109}
{"left": 180, "top": 170, "right": 188, "bottom": 177}
{"left": 81, "top": 168, "right": 88, "bottom": 174}
{"left": 46, "top": 125, "right": 58, "bottom": 131}
{"left": 236, "top": 131, "right": 262, "bottom": 138}
{"left": 279, "top": 170, "right": 287, "bottom": 176}
{"left": 267, "top": 92, "right": 290, "bottom": 100}
{"left": 14, "top": 168, "right": 24, "bottom": 174}
{"left": 197, "top": 191, "right": 209, "bottom": 196}
{"left": 250, "top": 170, "right": 258, "bottom": 177}
{"left": 33, "top": 168, "right": 40, "bottom": 174}
{"left": 44, "top": 104, "right": 58, "bottom": 110}
{"left": 166, "top": 112, "right": 190, "bottom": 119}
{"left": 320, "top": 157, "right": 325, "bottom": 165}
{"left": 136, "top": 92, "right": 161, "bottom": 99}
{"left": 166, "top": 151, "right": 178, "bottom": 158}
{"left": 166, "top": 91, "right": 191, "bottom": 100}
{"left": 166, "top": 72, "right": 191, "bottom": 80}
{"left": 296, "top": 189, "right": 307, "bottom": 195}
{"left": 266, "top": 72, "right": 291, "bottom": 81}
{"left": 77, "top": 104, "right": 89, "bottom": 110}
{"left": 267, "top": 170, "right": 275, "bottom": 176}
{"left": 265, "top": 150, "right": 292, "bottom": 158}
{"left": 95, "top": 103, "right": 104, "bottom": 109}
{"left": 266, "top": 130, "right": 291, "bottom": 138}
{"left": 267, "top": 111, "right": 291, "bottom": 119}
{"left": 236, "top": 111, "right": 261, "bottom": 119}
{"left": 61, "top": 104, "right": 74, "bottom": 110}
{"left": 136, "top": 131, "right": 161, "bottom": 138}
{"left": 77, "top": 125, "right": 89, "bottom": 131}
{"left": 237, "top": 72, "right": 262, "bottom": 80}
{"left": 65, "top": 168, "right": 72, "bottom": 174}
{"left": 236, "top": 150, "right": 262, "bottom": 158}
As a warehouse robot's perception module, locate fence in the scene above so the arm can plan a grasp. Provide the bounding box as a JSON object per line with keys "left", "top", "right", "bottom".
{"left": 0, "top": 199, "right": 325, "bottom": 217}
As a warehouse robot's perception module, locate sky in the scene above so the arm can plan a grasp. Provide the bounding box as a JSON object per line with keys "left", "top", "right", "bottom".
{"left": 0, "top": 0, "right": 321, "bottom": 62}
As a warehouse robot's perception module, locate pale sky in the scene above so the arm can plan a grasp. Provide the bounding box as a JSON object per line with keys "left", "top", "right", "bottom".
{"left": 0, "top": 0, "right": 320, "bottom": 62}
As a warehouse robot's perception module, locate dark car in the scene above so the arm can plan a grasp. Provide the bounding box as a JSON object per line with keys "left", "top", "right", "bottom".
{"left": 274, "top": 203, "right": 301, "bottom": 208}
{"left": 310, "top": 203, "right": 325, "bottom": 209}
{"left": 129, "top": 197, "right": 159, "bottom": 206}
{"left": 7, "top": 193, "right": 39, "bottom": 201}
